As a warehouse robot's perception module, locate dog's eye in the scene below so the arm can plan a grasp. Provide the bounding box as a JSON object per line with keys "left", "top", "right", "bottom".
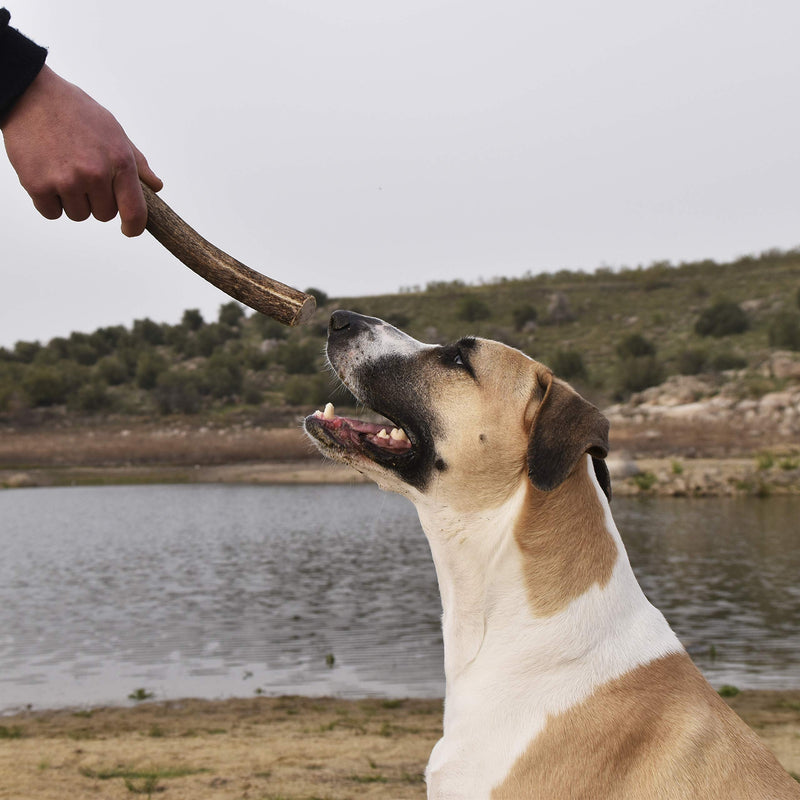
{"left": 453, "top": 352, "right": 464, "bottom": 366}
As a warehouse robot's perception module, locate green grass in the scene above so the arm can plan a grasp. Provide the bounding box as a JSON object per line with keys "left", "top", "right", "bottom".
{"left": 718, "top": 685, "right": 741, "bottom": 697}
{"left": 632, "top": 471, "right": 658, "bottom": 491}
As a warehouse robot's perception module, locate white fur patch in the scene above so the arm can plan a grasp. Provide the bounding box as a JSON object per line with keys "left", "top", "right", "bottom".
{"left": 419, "top": 459, "right": 683, "bottom": 799}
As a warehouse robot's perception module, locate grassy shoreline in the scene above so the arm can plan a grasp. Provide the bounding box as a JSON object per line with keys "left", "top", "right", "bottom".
{"left": 1, "top": 692, "right": 798, "bottom": 799}
{"left": 1, "top": 419, "right": 799, "bottom": 495}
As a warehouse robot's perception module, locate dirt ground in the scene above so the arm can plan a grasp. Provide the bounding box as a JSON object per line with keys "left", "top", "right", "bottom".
{"left": 1, "top": 692, "right": 798, "bottom": 800}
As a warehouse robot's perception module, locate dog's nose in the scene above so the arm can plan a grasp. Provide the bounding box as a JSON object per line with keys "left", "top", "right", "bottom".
{"left": 329, "top": 310, "right": 352, "bottom": 332}
{"left": 329, "top": 310, "right": 380, "bottom": 336}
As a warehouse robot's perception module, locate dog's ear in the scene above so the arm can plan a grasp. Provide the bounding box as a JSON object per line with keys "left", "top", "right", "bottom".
{"left": 527, "top": 373, "right": 610, "bottom": 495}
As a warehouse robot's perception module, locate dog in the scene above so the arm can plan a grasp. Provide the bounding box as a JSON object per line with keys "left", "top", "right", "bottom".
{"left": 304, "top": 310, "right": 800, "bottom": 799}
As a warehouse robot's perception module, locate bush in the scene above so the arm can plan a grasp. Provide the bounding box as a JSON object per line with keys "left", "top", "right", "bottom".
{"left": 218, "top": 301, "right": 245, "bottom": 327}
{"left": 457, "top": 296, "right": 491, "bottom": 322}
{"left": 14, "top": 340, "right": 41, "bottom": 363}
{"left": 181, "top": 308, "right": 205, "bottom": 331}
{"left": 283, "top": 374, "right": 330, "bottom": 406}
{"left": 154, "top": 370, "right": 202, "bottom": 414}
{"left": 709, "top": 352, "right": 747, "bottom": 372}
{"left": 242, "top": 376, "right": 264, "bottom": 405}
{"left": 132, "top": 318, "right": 165, "bottom": 346}
{"left": 68, "top": 380, "right": 111, "bottom": 413}
{"left": 196, "top": 323, "right": 232, "bottom": 357}
{"left": 675, "top": 348, "right": 707, "bottom": 375}
{"left": 767, "top": 312, "right": 800, "bottom": 351}
{"left": 549, "top": 349, "right": 587, "bottom": 381}
{"left": 22, "top": 364, "right": 80, "bottom": 406}
{"left": 278, "top": 339, "right": 322, "bottom": 375}
{"left": 695, "top": 300, "right": 748, "bottom": 337}
{"left": 96, "top": 355, "right": 129, "bottom": 386}
{"left": 305, "top": 287, "right": 330, "bottom": 307}
{"left": 512, "top": 304, "right": 538, "bottom": 331}
{"left": 253, "top": 314, "right": 289, "bottom": 341}
{"left": 89, "top": 325, "right": 128, "bottom": 354}
{"left": 201, "top": 351, "right": 244, "bottom": 399}
{"left": 616, "top": 356, "right": 664, "bottom": 395}
{"left": 68, "top": 333, "right": 100, "bottom": 366}
{"left": 616, "top": 334, "right": 656, "bottom": 359}
{"left": 135, "top": 351, "right": 168, "bottom": 390}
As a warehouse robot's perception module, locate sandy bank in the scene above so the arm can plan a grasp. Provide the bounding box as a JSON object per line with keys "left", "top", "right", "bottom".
{"left": 1, "top": 693, "right": 798, "bottom": 799}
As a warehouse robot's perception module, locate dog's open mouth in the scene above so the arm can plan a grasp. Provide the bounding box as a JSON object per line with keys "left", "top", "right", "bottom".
{"left": 304, "top": 402, "right": 414, "bottom": 464}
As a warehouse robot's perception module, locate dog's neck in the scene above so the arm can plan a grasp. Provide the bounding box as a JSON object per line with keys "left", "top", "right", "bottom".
{"left": 414, "top": 456, "right": 682, "bottom": 794}
{"left": 413, "top": 456, "right": 681, "bottom": 693}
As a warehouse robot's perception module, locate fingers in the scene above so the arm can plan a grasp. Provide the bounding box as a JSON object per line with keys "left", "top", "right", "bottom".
{"left": 112, "top": 158, "right": 147, "bottom": 237}
{"left": 59, "top": 188, "right": 92, "bottom": 222}
{"left": 30, "top": 191, "right": 64, "bottom": 220}
{"left": 115, "top": 142, "right": 162, "bottom": 237}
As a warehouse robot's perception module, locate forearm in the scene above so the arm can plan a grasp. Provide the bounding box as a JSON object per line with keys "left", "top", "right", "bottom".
{"left": 0, "top": 8, "right": 48, "bottom": 123}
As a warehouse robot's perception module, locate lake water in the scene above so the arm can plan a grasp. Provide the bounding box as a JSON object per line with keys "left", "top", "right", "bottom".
{"left": 1, "top": 485, "right": 798, "bottom": 712}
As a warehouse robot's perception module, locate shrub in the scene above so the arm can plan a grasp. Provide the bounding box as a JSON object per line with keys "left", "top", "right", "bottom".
{"left": 457, "top": 296, "right": 491, "bottom": 322}
{"left": 616, "top": 356, "right": 664, "bottom": 395}
{"left": 135, "top": 351, "right": 168, "bottom": 390}
{"left": 278, "top": 339, "right": 322, "bottom": 375}
{"left": 616, "top": 334, "right": 656, "bottom": 359}
{"left": 22, "top": 365, "right": 79, "bottom": 406}
{"left": 46, "top": 337, "right": 71, "bottom": 360}
{"left": 154, "top": 370, "right": 202, "bottom": 414}
{"left": 385, "top": 312, "right": 411, "bottom": 329}
{"left": 283, "top": 374, "right": 331, "bottom": 406}
{"left": 709, "top": 352, "right": 747, "bottom": 372}
{"left": 675, "top": 348, "right": 707, "bottom": 375}
{"left": 96, "top": 355, "right": 129, "bottom": 386}
{"left": 242, "top": 377, "right": 264, "bottom": 405}
{"left": 550, "top": 349, "right": 587, "bottom": 381}
{"left": 253, "top": 314, "right": 289, "bottom": 341}
{"left": 218, "top": 301, "right": 245, "bottom": 327}
{"left": 181, "top": 308, "right": 205, "bottom": 331}
{"left": 694, "top": 300, "right": 748, "bottom": 337}
{"left": 512, "top": 304, "right": 538, "bottom": 331}
{"left": 89, "top": 325, "right": 128, "bottom": 354}
{"left": 14, "top": 340, "right": 41, "bottom": 363}
{"left": 305, "top": 287, "right": 330, "bottom": 307}
{"left": 767, "top": 312, "right": 800, "bottom": 351}
{"left": 201, "top": 351, "right": 243, "bottom": 398}
{"left": 132, "top": 317, "right": 165, "bottom": 346}
{"left": 68, "top": 381, "right": 111, "bottom": 413}
{"left": 196, "top": 323, "right": 231, "bottom": 357}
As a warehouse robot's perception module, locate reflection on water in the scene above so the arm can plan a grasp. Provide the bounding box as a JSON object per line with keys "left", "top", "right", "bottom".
{"left": 1, "top": 485, "right": 798, "bottom": 711}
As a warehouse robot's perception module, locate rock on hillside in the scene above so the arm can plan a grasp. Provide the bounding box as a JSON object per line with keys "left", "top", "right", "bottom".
{"left": 605, "top": 351, "right": 800, "bottom": 440}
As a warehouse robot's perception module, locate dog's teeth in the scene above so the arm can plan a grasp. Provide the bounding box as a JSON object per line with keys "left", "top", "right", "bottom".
{"left": 313, "top": 410, "right": 323, "bottom": 418}
{"left": 376, "top": 428, "right": 390, "bottom": 439}
{"left": 323, "top": 403, "right": 336, "bottom": 420}
{"left": 390, "top": 428, "right": 409, "bottom": 442}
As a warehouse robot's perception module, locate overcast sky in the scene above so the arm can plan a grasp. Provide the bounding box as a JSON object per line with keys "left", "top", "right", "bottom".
{"left": 2, "top": 0, "right": 799, "bottom": 346}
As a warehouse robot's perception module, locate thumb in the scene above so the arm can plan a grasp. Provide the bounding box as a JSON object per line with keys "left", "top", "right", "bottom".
{"left": 131, "top": 141, "right": 163, "bottom": 192}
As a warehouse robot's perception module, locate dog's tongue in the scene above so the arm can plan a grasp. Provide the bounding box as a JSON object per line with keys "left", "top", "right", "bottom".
{"left": 312, "top": 403, "right": 411, "bottom": 450}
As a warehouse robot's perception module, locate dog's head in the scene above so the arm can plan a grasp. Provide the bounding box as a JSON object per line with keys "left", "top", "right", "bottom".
{"left": 304, "top": 311, "right": 610, "bottom": 510}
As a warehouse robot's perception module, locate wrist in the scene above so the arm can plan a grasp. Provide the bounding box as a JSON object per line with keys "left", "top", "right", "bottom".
{"left": 0, "top": 13, "right": 48, "bottom": 126}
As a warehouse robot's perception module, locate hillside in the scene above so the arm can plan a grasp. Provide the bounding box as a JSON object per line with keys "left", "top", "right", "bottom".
{"left": 1, "top": 249, "right": 799, "bottom": 494}
{"left": 2, "top": 249, "right": 799, "bottom": 422}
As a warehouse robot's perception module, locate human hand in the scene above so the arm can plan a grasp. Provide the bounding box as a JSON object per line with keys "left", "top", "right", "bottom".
{"left": 1, "top": 65, "right": 162, "bottom": 237}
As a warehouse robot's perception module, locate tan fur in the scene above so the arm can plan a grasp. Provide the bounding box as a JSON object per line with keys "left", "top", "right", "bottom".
{"left": 515, "top": 457, "right": 617, "bottom": 617}
{"left": 492, "top": 651, "right": 800, "bottom": 799}
{"left": 424, "top": 342, "right": 543, "bottom": 513}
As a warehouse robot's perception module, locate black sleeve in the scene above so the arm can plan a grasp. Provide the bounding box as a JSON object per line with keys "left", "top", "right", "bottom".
{"left": 0, "top": 8, "right": 48, "bottom": 120}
